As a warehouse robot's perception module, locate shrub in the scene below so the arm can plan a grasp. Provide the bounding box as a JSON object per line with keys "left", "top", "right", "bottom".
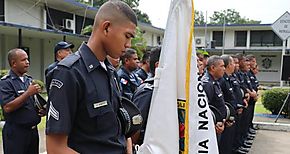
{"left": 0, "top": 70, "right": 8, "bottom": 78}
{"left": 33, "top": 79, "right": 45, "bottom": 92}
{"left": 0, "top": 70, "right": 8, "bottom": 121}
{"left": 261, "top": 88, "right": 290, "bottom": 116}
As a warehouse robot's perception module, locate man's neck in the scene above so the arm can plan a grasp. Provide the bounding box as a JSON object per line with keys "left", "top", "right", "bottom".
{"left": 11, "top": 69, "right": 24, "bottom": 77}
{"left": 87, "top": 35, "right": 106, "bottom": 62}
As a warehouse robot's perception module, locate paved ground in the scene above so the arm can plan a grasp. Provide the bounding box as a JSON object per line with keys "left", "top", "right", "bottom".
{"left": 249, "top": 129, "right": 290, "bottom": 154}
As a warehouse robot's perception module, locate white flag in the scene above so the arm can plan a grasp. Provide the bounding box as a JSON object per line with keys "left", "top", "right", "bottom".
{"left": 137, "top": 0, "right": 218, "bottom": 153}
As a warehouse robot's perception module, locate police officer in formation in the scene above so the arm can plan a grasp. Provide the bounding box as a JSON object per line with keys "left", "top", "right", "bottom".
{"left": 45, "top": 1, "right": 137, "bottom": 153}
{"left": 135, "top": 51, "right": 151, "bottom": 82}
{"left": 199, "top": 52, "right": 259, "bottom": 154}
{"left": 0, "top": 48, "right": 45, "bottom": 154}
{"left": 202, "top": 55, "right": 228, "bottom": 137}
{"left": 117, "top": 48, "right": 141, "bottom": 99}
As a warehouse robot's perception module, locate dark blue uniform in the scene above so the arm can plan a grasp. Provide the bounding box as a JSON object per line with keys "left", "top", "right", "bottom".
{"left": 219, "top": 74, "right": 238, "bottom": 154}
{"left": 135, "top": 68, "right": 148, "bottom": 82}
{"left": 45, "top": 61, "right": 58, "bottom": 92}
{"left": 46, "top": 43, "right": 126, "bottom": 154}
{"left": 117, "top": 67, "right": 141, "bottom": 99}
{"left": 0, "top": 71, "right": 40, "bottom": 154}
{"left": 236, "top": 71, "right": 255, "bottom": 144}
{"left": 202, "top": 72, "right": 227, "bottom": 119}
{"left": 131, "top": 78, "right": 154, "bottom": 144}
{"left": 248, "top": 70, "right": 259, "bottom": 129}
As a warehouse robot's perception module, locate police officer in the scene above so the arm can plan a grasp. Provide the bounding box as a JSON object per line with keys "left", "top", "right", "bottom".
{"left": 118, "top": 48, "right": 141, "bottom": 99}
{"left": 201, "top": 55, "right": 226, "bottom": 137}
{"left": 131, "top": 47, "right": 161, "bottom": 145}
{"left": 219, "top": 55, "right": 237, "bottom": 154}
{"left": 45, "top": 1, "right": 137, "bottom": 153}
{"left": 0, "top": 48, "right": 44, "bottom": 154}
{"left": 246, "top": 55, "right": 259, "bottom": 132}
{"left": 135, "top": 51, "right": 150, "bottom": 82}
{"left": 235, "top": 54, "right": 257, "bottom": 153}
{"left": 45, "top": 41, "right": 74, "bottom": 92}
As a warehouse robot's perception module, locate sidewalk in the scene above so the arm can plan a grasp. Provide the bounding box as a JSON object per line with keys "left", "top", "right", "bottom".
{"left": 248, "top": 114, "right": 290, "bottom": 154}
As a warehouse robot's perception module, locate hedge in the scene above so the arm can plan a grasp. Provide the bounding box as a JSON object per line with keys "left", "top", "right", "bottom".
{"left": 0, "top": 70, "right": 8, "bottom": 121}
{"left": 261, "top": 88, "right": 290, "bottom": 116}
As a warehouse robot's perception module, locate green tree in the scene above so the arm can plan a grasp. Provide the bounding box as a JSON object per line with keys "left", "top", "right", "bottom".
{"left": 209, "top": 9, "right": 261, "bottom": 24}
{"left": 77, "top": 0, "right": 151, "bottom": 24}
{"left": 194, "top": 10, "right": 205, "bottom": 25}
{"left": 131, "top": 27, "right": 147, "bottom": 58}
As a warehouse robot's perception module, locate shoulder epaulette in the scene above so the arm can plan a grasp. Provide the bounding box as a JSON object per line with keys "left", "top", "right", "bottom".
{"left": 0, "top": 74, "right": 10, "bottom": 80}
{"left": 58, "top": 52, "right": 81, "bottom": 68}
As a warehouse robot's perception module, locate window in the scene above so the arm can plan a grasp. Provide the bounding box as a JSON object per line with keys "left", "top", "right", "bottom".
{"left": 235, "top": 31, "right": 247, "bottom": 47}
{"left": 250, "top": 30, "right": 282, "bottom": 47}
{"left": 157, "top": 36, "right": 161, "bottom": 45}
{"left": 0, "top": 0, "right": 4, "bottom": 21}
{"left": 213, "top": 31, "right": 223, "bottom": 47}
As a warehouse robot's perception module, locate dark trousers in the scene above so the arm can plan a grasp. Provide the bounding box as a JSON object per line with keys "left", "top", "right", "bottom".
{"left": 219, "top": 122, "right": 236, "bottom": 154}
{"left": 2, "top": 123, "right": 39, "bottom": 154}
{"left": 233, "top": 113, "right": 243, "bottom": 150}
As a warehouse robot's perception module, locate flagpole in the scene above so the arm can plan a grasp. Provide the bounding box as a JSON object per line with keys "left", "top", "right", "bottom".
{"left": 222, "top": 12, "right": 226, "bottom": 55}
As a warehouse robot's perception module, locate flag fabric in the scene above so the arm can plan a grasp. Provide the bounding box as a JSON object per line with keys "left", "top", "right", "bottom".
{"left": 137, "top": 0, "right": 219, "bottom": 153}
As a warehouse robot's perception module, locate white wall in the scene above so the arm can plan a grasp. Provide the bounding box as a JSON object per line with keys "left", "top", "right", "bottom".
{"left": 255, "top": 52, "right": 281, "bottom": 82}
{"left": 5, "top": 0, "right": 45, "bottom": 28}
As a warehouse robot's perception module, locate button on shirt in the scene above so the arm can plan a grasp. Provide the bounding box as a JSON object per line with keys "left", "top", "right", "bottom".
{"left": 46, "top": 43, "right": 126, "bottom": 154}
{"left": 0, "top": 71, "right": 40, "bottom": 126}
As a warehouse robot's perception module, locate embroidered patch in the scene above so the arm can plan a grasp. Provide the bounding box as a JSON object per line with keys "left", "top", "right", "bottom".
{"left": 49, "top": 79, "right": 63, "bottom": 89}
{"left": 93, "top": 101, "right": 108, "bottom": 108}
{"left": 48, "top": 101, "right": 59, "bottom": 121}
{"left": 120, "top": 78, "right": 128, "bottom": 85}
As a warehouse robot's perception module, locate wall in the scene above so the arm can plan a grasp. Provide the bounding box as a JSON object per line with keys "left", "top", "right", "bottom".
{"left": 5, "top": 0, "right": 44, "bottom": 28}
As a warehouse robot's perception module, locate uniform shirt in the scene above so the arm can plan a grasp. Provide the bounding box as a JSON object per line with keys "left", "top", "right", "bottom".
{"left": 46, "top": 43, "right": 126, "bottom": 154}
{"left": 135, "top": 68, "right": 148, "bottom": 82}
{"left": 202, "top": 72, "right": 227, "bottom": 119}
{"left": 0, "top": 71, "right": 40, "bottom": 126}
{"left": 248, "top": 70, "right": 259, "bottom": 92}
{"left": 45, "top": 61, "right": 59, "bottom": 93}
{"left": 236, "top": 71, "right": 253, "bottom": 92}
{"left": 230, "top": 73, "right": 245, "bottom": 108}
{"left": 117, "top": 67, "right": 141, "bottom": 99}
{"left": 219, "top": 73, "right": 237, "bottom": 108}
{"left": 132, "top": 78, "right": 154, "bottom": 144}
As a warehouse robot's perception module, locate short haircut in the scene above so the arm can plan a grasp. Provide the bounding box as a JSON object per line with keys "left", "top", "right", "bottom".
{"left": 206, "top": 55, "right": 223, "bottom": 71}
{"left": 221, "top": 55, "right": 233, "bottom": 68}
{"left": 246, "top": 54, "right": 256, "bottom": 61}
{"left": 235, "top": 53, "right": 245, "bottom": 61}
{"left": 141, "top": 51, "right": 150, "bottom": 64}
{"left": 120, "top": 48, "right": 136, "bottom": 65}
{"left": 149, "top": 47, "right": 161, "bottom": 74}
{"left": 7, "top": 48, "right": 21, "bottom": 66}
{"left": 94, "top": 1, "right": 137, "bottom": 27}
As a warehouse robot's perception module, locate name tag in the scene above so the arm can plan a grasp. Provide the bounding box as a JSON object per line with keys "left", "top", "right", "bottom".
{"left": 93, "top": 101, "right": 108, "bottom": 108}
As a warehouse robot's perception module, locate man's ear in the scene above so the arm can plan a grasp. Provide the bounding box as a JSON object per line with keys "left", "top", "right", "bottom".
{"left": 101, "top": 21, "right": 111, "bottom": 35}
{"left": 155, "top": 61, "right": 159, "bottom": 68}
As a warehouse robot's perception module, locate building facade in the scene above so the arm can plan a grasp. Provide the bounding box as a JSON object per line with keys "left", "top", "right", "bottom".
{"left": 0, "top": 0, "right": 164, "bottom": 81}
{"left": 195, "top": 24, "right": 290, "bottom": 85}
